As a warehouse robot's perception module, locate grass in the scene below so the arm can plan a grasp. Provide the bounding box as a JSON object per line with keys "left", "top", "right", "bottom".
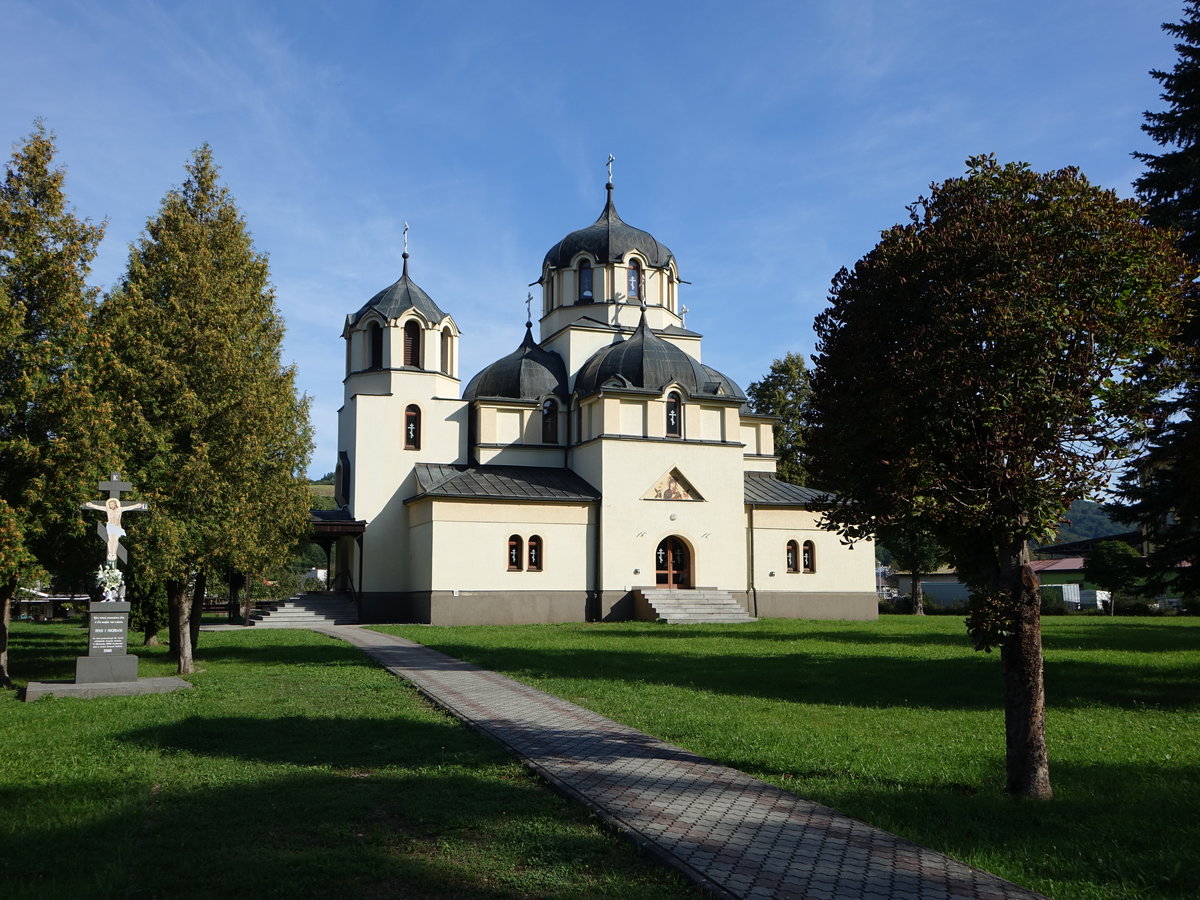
{"left": 375, "top": 616, "right": 1200, "bottom": 900}
{"left": 0, "top": 623, "right": 694, "bottom": 899}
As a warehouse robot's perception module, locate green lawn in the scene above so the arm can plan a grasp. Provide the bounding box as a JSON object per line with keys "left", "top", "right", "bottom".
{"left": 377, "top": 616, "right": 1200, "bottom": 900}
{"left": 0, "top": 624, "right": 693, "bottom": 899}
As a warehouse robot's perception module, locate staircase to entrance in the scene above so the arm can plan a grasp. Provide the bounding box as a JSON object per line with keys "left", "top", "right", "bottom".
{"left": 249, "top": 591, "right": 358, "bottom": 627}
{"left": 633, "top": 588, "right": 756, "bottom": 624}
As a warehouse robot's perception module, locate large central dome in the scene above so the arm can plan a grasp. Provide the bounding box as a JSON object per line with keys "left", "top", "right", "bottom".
{"left": 542, "top": 183, "right": 675, "bottom": 271}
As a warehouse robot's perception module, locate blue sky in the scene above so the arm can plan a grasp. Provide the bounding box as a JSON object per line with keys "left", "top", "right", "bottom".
{"left": 2, "top": 0, "right": 1184, "bottom": 474}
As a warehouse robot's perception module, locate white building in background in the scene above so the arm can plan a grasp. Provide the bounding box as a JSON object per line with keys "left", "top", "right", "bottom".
{"left": 329, "top": 179, "right": 876, "bottom": 624}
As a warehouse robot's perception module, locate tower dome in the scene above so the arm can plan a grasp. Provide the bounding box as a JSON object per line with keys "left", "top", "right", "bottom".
{"left": 574, "top": 311, "right": 745, "bottom": 400}
{"left": 542, "top": 183, "right": 675, "bottom": 271}
{"left": 349, "top": 253, "right": 448, "bottom": 326}
{"left": 463, "top": 324, "right": 568, "bottom": 401}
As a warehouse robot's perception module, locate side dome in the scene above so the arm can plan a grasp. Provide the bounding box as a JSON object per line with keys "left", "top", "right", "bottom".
{"left": 348, "top": 254, "right": 448, "bottom": 327}
{"left": 542, "top": 183, "right": 674, "bottom": 270}
{"left": 463, "top": 326, "right": 568, "bottom": 400}
{"left": 574, "top": 312, "right": 746, "bottom": 400}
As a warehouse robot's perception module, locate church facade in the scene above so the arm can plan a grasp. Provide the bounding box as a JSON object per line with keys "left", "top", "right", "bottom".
{"left": 331, "top": 181, "right": 876, "bottom": 624}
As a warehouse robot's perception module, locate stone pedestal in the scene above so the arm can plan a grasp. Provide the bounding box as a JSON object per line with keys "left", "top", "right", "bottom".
{"left": 76, "top": 601, "right": 138, "bottom": 684}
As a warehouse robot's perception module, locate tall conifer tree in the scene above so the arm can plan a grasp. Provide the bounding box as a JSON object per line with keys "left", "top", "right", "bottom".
{"left": 0, "top": 124, "right": 111, "bottom": 686}
{"left": 96, "top": 146, "right": 311, "bottom": 674}
{"left": 1120, "top": 3, "right": 1200, "bottom": 599}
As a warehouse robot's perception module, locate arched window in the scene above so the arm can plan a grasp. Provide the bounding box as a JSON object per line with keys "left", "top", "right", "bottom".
{"left": 368, "top": 321, "right": 383, "bottom": 370}
{"left": 666, "top": 391, "right": 682, "bottom": 438}
{"left": 440, "top": 326, "right": 453, "bottom": 375}
{"left": 578, "top": 260, "right": 593, "bottom": 302}
{"left": 507, "top": 534, "right": 523, "bottom": 571}
{"left": 545, "top": 277, "right": 554, "bottom": 309}
{"left": 404, "top": 405, "right": 421, "bottom": 450}
{"left": 786, "top": 540, "right": 800, "bottom": 574}
{"left": 627, "top": 260, "right": 641, "bottom": 300}
{"left": 542, "top": 398, "right": 559, "bottom": 444}
{"left": 527, "top": 535, "right": 543, "bottom": 572}
{"left": 403, "top": 320, "right": 421, "bottom": 368}
{"left": 802, "top": 540, "right": 816, "bottom": 574}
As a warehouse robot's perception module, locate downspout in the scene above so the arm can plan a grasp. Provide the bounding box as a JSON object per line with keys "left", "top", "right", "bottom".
{"left": 592, "top": 500, "right": 603, "bottom": 622}
{"left": 748, "top": 503, "right": 758, "bottom": 618}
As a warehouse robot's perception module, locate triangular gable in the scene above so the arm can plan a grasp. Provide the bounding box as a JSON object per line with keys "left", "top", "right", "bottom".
{"left": 643, "top": 467, "right": 703, "bottom": 501}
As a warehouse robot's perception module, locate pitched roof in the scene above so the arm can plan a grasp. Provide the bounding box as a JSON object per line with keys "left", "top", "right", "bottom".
{"left": 744, "top": 472, "right": 828, "bottom": 507}
{"left": 348, "top": 254, "right": 448, "bottom": 327}
{"left": 410, "top": 463, "right": 600, "bottom": 503}
{"left": 542, "top": 183, "right": 675, "bottom": 271}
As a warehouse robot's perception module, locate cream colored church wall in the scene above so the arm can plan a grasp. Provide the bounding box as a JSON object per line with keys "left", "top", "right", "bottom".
{"left": 747, "top": 507, "right": 876, "bottom": 595}
{"left": 595, "top": 439, "right": 748, "bottom": 592}
{"left": 413, "top": 499, "right": 593, "bottom": 592}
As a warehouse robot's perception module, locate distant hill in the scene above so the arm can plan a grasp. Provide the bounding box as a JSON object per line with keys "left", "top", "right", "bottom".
{"left": 1046, "top": 499, "right": 1123, "bottom": 546}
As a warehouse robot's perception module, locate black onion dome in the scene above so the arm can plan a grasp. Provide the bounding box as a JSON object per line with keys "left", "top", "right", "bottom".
{"left": 542, "top": 184, "right": 675, "bottom": 271}
{"left": 574, "top": 313, "right": 746, "bottom": 400}
{"left": 463, "top": 325, "right": 568, "bottom": 401}
{"left": 349, "top": 254, "right": 448, "bottom": 327}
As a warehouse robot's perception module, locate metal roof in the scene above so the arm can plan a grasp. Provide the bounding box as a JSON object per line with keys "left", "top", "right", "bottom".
{"left": 542, "top": 183, "right": 675, "bottom": 271}
{"left": 348, "top": 254, "right": 449, "bottom": 327}
{"left": 410, "top": 463, "right": 600, "bottom": 503}
{"left": 463, "top": 325, "right": 568, "bottom": 401}
{"left": 744, "top": 473, "right": 828, "bottom": 507}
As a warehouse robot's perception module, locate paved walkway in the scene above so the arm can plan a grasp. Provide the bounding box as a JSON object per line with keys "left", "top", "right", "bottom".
{"left": 315, "top": 625, "right": 1043, "bottom": 900}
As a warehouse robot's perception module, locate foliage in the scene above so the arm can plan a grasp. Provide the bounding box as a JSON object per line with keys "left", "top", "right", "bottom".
{"left": 1134, "top": 0, "right": 1200, "bottom": 262}
{"left": 805, "top": 155, "right": 1194, "bottom": 798}
{"left": 874, "top": 521, "right": 946, "bottom": 614}
{"left": 1120, "top": 2, "right": 1200, "bottom": 601}
{"left": 0, "top": 123, "right": 113, "bottom": 686}
{"left": 381, "top": 617, "right": 1200, "bottom": 900}
{"left": 1084, "top": 540, "right": 1146, "bottom": 596}
{"left": 2, "top": 626, "right": 689, "bottom": 899}
{"left": 93, "top": 146, "right": 312, "bottom": 673}
{"left": 746, "top": 351, "right": 810, "bottom": 485}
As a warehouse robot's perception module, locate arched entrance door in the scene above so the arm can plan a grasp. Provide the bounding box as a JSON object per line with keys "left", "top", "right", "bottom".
{"left": 655, "top": 536, "right": 691, "bottom": 589}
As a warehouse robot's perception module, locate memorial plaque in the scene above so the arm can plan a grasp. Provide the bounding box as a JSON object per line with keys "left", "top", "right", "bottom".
{"left": 76, "top": 601, "right": 138, "bottom": 683}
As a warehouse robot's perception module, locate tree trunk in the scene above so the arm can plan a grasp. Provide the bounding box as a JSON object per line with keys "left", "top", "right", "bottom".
{"left": 166, "top": 585, "right": 180, "bottom": 662}
{"left": 189, "top": 569, "right": 206, "bottom": 650}
{"left": 142, "top": 630, "right": 160, "bottom": 647}
{"left": 167, "top": 578, "right": 194, "bottom": 675}
{"left": 997, "top": 541, "right": 1052, "bottom": 799}
{"left": 0, "top": 576, "right": 16, "bottom": 688}
{"left": 912, "top": 567, "right": 925, "bottom": 615}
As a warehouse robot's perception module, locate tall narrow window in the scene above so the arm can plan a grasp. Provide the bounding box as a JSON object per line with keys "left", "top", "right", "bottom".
{"left": 578, "top": 260, "right": 593, "bottom": 302}
{"left": 404, "top": 405, "right": 421, "bottom": 450}
{"left": 666, "top": 391, "right": 682, "bottom": 438}
{"left": 440, "top": 326, "right": 453, "bottom": 375}
{"left": 368, "top": 322, "right": 383, "bottom": 369}
{"left": 627, "top": 260, "right": 641, "bottom": 300}
{"left": 527, "top": 535, "right": 543, "bottom": 572}
{"left": 507, "top": 534, "right": 523, "bottom": 571}
{"left": 542, "top": 398, "right": 559, "bottom": 444}
{"left": 403, "top": 320, "right": 421, "bottom": 367}
{"left": 786, "top": 540, "right": 800, "bottom": 574}
{"left": 545, "top": 277, "right": 554, "bottom": 310}
{"left": 802, "top": 540, "right": 816, "bottom": 574}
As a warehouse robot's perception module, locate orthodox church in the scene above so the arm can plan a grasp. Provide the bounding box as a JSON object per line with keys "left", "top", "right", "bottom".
{"left": 328, "top": 177, "right": 876, "bottom": 624}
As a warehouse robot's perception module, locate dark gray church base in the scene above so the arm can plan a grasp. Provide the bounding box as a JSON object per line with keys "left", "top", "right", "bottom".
{"left": 356, "top": 589, "right": 877, "bottom": 625}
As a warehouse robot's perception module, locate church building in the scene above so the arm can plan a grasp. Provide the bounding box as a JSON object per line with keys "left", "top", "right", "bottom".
{"left": 329, "top": 178, "right": 876, "bottom": 624}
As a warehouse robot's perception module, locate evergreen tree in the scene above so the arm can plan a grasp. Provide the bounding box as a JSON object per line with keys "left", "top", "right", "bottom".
{"left": 1134, "top": 1, "right": 1200, "bottom": 262}
{"left": 1120, "top": 3, "right": 1200, "bottom": 601}
{"left": 746, "top": 352, "right": 811, "bottom": 485}
{"left": 95, "top": 146, "right": 312, "bottom": 675}
{"left": 0, "top": 124, "right": 111, "bottom": 687}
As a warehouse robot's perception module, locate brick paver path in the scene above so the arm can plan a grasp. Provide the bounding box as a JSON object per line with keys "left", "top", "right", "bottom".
{"left": 320, "top": 625, "right": 1044, "bottom": 900}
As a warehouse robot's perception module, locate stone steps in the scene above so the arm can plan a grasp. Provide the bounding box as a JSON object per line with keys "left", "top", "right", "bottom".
{"left": 249, "top": 592, "right": 358, "bottom": 627}
{"left": 634, "top": 588, "right": 756, "bottom": 624}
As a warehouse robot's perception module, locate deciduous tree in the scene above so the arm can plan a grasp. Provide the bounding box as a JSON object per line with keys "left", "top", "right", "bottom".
{"left": 95, "top": 146, "right": 312, "bottom": 675}
{"left": 806, "top": 155, "right": 1193, "bottom": 799}
{"left": 0, "top": 124, "right": 111, "bottom": 687}
{"left": 747, "top": 352, "right": 811, "bottom": 485}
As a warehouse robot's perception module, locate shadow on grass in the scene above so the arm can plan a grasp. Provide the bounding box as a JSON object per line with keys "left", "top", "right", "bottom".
{"left": 409, "top": 642, "right": 1198, "bottom": 712}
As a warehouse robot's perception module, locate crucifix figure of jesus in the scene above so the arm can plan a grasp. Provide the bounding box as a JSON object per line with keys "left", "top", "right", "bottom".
{"left": 83, "top": 473, "right": 148, "bottom": 565}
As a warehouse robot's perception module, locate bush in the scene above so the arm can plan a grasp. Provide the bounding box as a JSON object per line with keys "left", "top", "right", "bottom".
{"left": 1040, "top": 589, "right": 1069, "bottom": 616}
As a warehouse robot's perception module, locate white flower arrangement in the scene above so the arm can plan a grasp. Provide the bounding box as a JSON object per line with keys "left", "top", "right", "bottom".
{"left": 96, "top": 565, "right": 124, "bottom": 599}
